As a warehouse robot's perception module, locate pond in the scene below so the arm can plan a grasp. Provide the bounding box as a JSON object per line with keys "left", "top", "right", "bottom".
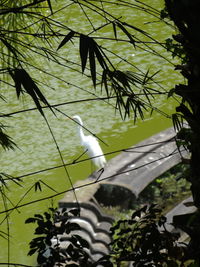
{"left": 0, "top": 0, "right": 182, "bottom": 265}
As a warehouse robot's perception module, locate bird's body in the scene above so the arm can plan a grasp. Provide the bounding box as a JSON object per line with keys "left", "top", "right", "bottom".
{"left": 72, "top": 115, "right": 106, "bottom": 169}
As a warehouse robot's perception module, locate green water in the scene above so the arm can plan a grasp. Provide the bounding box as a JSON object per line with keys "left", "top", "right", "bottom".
{"left": 0, "top": 0, "right": 182, "bottom": 265}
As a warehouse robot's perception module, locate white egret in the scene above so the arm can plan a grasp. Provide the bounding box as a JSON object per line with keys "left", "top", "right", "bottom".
{"left": 72, "top": 115, "right": 106, "bottom": 169}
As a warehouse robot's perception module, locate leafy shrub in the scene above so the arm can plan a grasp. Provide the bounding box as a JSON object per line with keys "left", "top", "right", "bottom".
{"left": 25, "top": 207, "right": 91, "bottom": 266}
{"left": 109, "top": 205, "right": 188, "bottom": 267}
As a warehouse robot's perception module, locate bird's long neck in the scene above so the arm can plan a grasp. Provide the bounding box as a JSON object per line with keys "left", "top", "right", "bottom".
{"left": 76, "top": 119, "right": 85, "bottom": 143}
{"left": 77, "top": 124, "right": 84, "bottom": 141}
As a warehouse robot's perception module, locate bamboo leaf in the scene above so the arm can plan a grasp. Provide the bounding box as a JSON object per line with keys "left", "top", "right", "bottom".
{"left": 57, "top": 30, "right": 75, "bottom": 51}
{"left": 8, "top": 69, "right": 22, "bottom": 97}
{"left": 0, "top": 37, "right": 19, "bottom": 59}
{"left": 35, "top": 181, "right": 42, "bottom": 192}
{"left": 117, "top": 22, "right": 135, "bottom": 46}
{"left": 18, "top": 69, "right": 45, "bottom": 116}
{"left": 115, "top": 70, "right": 130, "bottom": 90}
{"left": 47, "top": 0, "right": 53, "bottom": 14}
{"left": 12, "top": 69, "right": 54, "bottom": 116}
{"left": 89, "top": 44, "right": 96, "bottom": 87}
{"left": 112, "top": 21, "right": 117, "bottom": 39}
{"left": 122, "top": 21, "right": 147, "bottom": 35}
{"left": 172, "top": 113, "right": 182, "bottom": 132}
{"left": 79, "top": 34, "right": 89, "bottom": 73}
{"left": 93, "top": 45, "right": 107, "bottom": 70}
{"left": 101, "top": 69, "right": 109, "bottom": 96}
{"left": 0, "top": 125, "right": 16, "bottom": 150}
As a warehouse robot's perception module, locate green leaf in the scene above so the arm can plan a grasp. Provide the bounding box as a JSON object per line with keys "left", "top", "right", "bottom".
{"left": 131, "top": 205, "right": 148, "bottom": 219}
{"left": 57, "top": 30, "right": 75, "bottom": 50}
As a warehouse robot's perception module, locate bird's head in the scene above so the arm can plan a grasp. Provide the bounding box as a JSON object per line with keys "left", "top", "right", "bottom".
{"left": 72, "top": 115, "right": 83, "bottom": 126}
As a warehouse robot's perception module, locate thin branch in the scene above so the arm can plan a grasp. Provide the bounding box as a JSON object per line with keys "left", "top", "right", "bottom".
{"left": 43, "top": 114, "right": 80, "bottom": 211}
{"left": 2, "top": 138, "right": 177, "bottom": 183}
{"left": 0, "top": 0, "right": 47, "bottom": 15}
{"left": 0, "top": 186, "right": 10, "bottom": 264}
{"left": 0, "top": 147, "right": 185, "bottom": 215}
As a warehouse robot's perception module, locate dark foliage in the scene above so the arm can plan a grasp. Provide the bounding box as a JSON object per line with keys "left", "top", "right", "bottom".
{"left": 164, "top": 0, "right": 200, "bottom": 208}
{"left": 26, "top": 206, "right": 115, "bottom": 267}
{"left": 57, "top": 30, "right": 155, "bottom": 121}
{"left": 2, "top": 1, "right": 200, "bottom": 266}
{"left": 0, "top": 123, "right": 16, "bottom": 150}
{"left": 25, "top": 207, "right": 93, "bottom": 267}
{"left": 8, "top": 68, "right": 54, "bottom": 117}
{"left": 109, "top": 205, "right": 187, "bottom": 267}
{"left": 173, "top": 211, "right": 200, "bottom": 263}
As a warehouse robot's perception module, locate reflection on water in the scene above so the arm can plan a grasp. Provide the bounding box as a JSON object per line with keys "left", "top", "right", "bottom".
{"left": 0, "top": 0, "right": 182, "bottom": 264}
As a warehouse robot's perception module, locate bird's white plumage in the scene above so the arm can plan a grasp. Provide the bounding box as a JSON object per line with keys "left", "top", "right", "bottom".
{"left": 72, "top": 115, "right": 106, "bottom": 169}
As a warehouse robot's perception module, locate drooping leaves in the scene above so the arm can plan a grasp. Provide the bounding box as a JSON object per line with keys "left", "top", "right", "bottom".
{"left": 0, "top": 123, "right": 16, "bottom": 150}
{"left": 57, "top": 30, "right": 75, "bottom": 50}
{"left": 58, "top": 32, "right": 109, "bottom": 87}
{"left": 26, "top": 207, "right": 92, "bottom": 266}
{"left": 9, "top": 68, "right": 54, "bottom": 116}
{"left": 79, "top": 34, "right": 108, "bottom": 87}
{"left": 115, "top": 22, "right": 136, "bottom": 46}
{"left": 57, "top": 29, "right": 154, "bottom": 121}
{"left": 0, "top": 172, "right": 22, "bottom": 187}
{"left": 101, "top": 69, "right": 147, "bottom": 120}
{"left": 0, "top": 36, "right": 22, "bottom": 60}
{"left": 172, "top": 113, "right": 183, "bottom": 132}
{"left": 80, "top": 34, "right": 89, "bottom": 73}
{"left": 110, "top": 205, "right": 185, "bottom": 266}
